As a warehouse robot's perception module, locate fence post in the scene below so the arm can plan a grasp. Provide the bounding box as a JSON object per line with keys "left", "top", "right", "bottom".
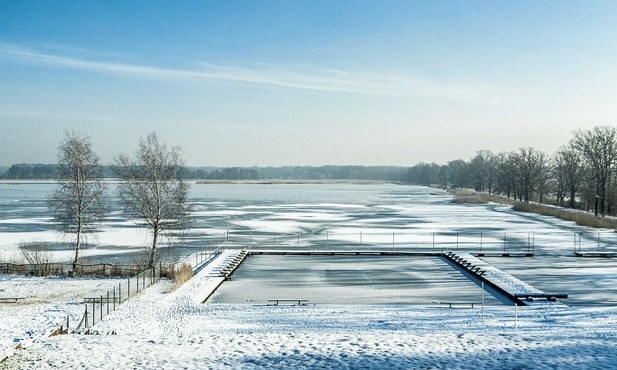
{"left": 480, "top": 232, "right": 483, "bottom": 252}
{"left": 113, "top": 287, "right": 116, "bottom": 311}
{"left": 514, "top": 303, "right": 518, "bottom": 335}
{"left": 100, "top": 295, "right": 103, "bottom": 322}
{"left": 128, "top": 277, "right": 131, "bottom": 298}
{"left": 504, "top": 232, "right": 507, "bottom": 252}
{"left": 143, "top": 270, "right": 146, "bottom": 290}
{"left": 106, "top": 291, "right": 110, "bottom": 315}
{"left": 92, "top": 301, "right": 96, "bottom": 326}
{"left": 85, "top": 304, "right": 88, "bottom": 328}
{"left": 456, "top": 232, "right": 459, "bottom": 251}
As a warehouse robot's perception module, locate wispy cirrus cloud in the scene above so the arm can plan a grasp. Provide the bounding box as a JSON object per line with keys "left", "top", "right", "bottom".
{"left": 0, "top": 43, "right": 513, "bottom": 103}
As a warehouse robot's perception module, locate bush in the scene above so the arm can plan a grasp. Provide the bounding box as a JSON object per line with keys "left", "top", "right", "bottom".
{"left": 512, "top": 202, "right": 617, "bottom": 229}
{"left": 171, "top": 263, "right": 194, "bottom": 290}
{"left": 450, "top": 188, "right": 515, "bottom": 205}
{"left": 19, "top": 241, "right": 57, "bottom": 276}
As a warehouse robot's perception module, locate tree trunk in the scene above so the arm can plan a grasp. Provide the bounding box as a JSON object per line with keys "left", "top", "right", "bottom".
{"left": 149, "top": 226, "right": 159, "bottom": 269}
{"left": 569, "top": 188, "right": 576, "bottom": 209}
{"left": 73, "top": 224, "right": 81, "bottom": 273}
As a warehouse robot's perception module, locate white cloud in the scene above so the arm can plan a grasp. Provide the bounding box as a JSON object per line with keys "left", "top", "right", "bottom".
{"left": 0, "top": 43, "right": 516, "bottom": 103}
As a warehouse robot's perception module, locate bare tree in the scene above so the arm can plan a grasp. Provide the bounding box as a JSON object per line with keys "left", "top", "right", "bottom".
{"left": 553, "top": 144, "right": 583, "bottom": 208}
{"left": 447, "top": 159, "right": 469, "bottom": 188}
{"left": 469, "top": 150, "right": 496, "bottom": 193}
{"left": 512, "top": 147, "right": 547, "bottom": 203}
{"left": 49, "top": 131, "right": 106, "bottom": 273}
{"left": 114, "top": 132, "right": 192, "bottom": 269}
{"left": 572, "top": 126, "right": 617, "bottom": 216}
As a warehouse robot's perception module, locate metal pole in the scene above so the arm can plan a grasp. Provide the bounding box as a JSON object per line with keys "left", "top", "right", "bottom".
{"left": 85, "top": 305, "right": 88, "bottom": 328}
{"left": 107, "top": 291, "right": 110, "bottom": 315}
{"left": 456, "top": 232, "right": 459, "bottom": 251}
{"left": 532, "top": 234, "right": 535, "bottom": 253}
{"left": 515, "top": 303, "right": 518, "bottom": 335}
{"left": 481, "top": 281, "right": 485, "bottom": 323}
{"left": 504, "top": 232, "right": 507, "bottom": 252}
{"left": 392, "top": 232, "right": 395, "bottom": 250}
{"left": 100, "top": 296, "right": 103, "bottom": 322}
{"left": 360, "top": 231, "right": 363, "bottom": 246}
{"left": 113, "top": 287, "right": 116, "bottom": 311}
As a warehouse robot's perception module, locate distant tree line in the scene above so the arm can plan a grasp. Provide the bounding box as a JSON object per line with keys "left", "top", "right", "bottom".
{"left": 0, "top": 164, "right": 408, "bottom": 182}
{"left": 405, "top": 126, "right": 617, "bottom": 217}
{"left": 4, "top": 125, "right": 617, "bottom": 218}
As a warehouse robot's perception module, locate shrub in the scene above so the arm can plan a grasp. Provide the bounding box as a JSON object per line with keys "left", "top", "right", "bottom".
{"left": 19, "top": 241, "right": 56, "bottom": 276}
{"left": 512, "top": 202, "right": 617, "bottom": 229}
{"left": 171, "top": 263, "right": 194, "bottom": 290}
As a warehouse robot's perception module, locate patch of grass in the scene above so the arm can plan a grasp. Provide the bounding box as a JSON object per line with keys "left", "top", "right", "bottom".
{"left": 449, "top": 188, "right": 515, "bottom": 205}
{"left": 512, "top": 202, "right": 617, "bottom": 230}
{"left": 171, "top": 263, "right": 194, "bottom": 290}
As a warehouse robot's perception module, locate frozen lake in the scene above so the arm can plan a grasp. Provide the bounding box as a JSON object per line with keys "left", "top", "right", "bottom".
{"left": 1, "top": 181, "right": 617, "bottom": 306}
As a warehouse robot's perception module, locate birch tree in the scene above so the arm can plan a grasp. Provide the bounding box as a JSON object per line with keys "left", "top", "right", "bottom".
{"left": 114, "top": 133, "right": 191, "bottom": 269}
{"left": 49, "top": 131, "right": 106, "bottom": 273}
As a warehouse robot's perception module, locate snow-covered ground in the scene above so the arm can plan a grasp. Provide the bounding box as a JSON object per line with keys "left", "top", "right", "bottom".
{"left": 2, "top": 183, "right": 617, "bottom": 368}
{"left": 0, "top": 275, "right": 127, "bottom": 361}
{"left": 2, "top": 250, "right": 617, "bottom": 369}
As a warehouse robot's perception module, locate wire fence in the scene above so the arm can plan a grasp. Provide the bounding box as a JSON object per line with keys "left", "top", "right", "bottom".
{"left": 207, "top": 229, "right": 617, "bottom": 255}
{"left": 209, "top": 230, "right": 540, "bottom": 254}
{"left": 74, "top": 265, "right": 161, "bottom": 332}
{"left": 573, "top": 232, "right": 617, "bottom": 254}
{"left": 0, "top": 262, "right": 142, "bottom": 277}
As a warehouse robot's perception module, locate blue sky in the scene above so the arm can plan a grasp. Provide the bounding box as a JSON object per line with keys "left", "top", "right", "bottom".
{"left": 0, "top": 1, "right": 615, "bottom": 166}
